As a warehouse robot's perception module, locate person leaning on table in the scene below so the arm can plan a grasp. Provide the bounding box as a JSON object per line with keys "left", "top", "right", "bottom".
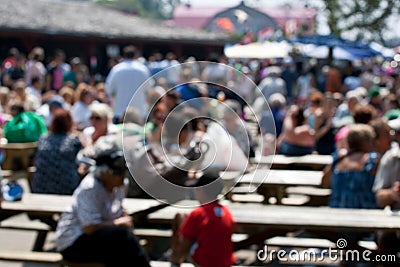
{"left": 55, "top": 146, "right": 151, "bottom": 267}
{"left": 373, "top": 117, "right": 400, "bottom": 256}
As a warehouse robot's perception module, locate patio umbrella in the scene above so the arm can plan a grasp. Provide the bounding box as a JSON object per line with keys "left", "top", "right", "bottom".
{"left": 289, "top": 34, "right": 376, "bottom": 62}
{"left": 300, "top": 44, "right": 375, "bottom": 61}
{"left": 224, "top": 41, "right": 291, "bottom": 59}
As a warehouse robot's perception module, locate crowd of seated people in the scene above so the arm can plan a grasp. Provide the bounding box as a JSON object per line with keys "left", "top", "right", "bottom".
{"left": 0, "top": 44, "right": 400, "bottom": 265}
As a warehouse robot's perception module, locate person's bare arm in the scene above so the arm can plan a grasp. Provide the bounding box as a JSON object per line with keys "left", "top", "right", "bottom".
{"left": 82, "top": 215, "right": 133, "bottom": 235}
{"left": 376, "top": 182, "right": 400, "bottom": 208}
{"left": 171, "top": 237, "right": 193, "bottom": 266}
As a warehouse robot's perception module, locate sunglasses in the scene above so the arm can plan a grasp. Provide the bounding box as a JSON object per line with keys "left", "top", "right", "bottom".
{"left": 90, "top": 116, "right": 102, "bottom": 121}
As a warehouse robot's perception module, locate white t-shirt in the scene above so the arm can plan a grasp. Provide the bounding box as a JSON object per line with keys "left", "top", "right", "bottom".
{"left": 105, "top": 60, "right": 151, "bottom": 118}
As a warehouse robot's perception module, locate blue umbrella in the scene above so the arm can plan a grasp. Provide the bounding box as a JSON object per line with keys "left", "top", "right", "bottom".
{"left": 300, "top": 44, "right": 375, "bottom": 60}
{"left": 289, "top": 34, "right": 378, "bottom": 62}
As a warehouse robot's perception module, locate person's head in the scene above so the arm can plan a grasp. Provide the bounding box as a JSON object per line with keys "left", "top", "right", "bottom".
{"left": 50, "top": 109, "right": 73, "bottom": 134}
{"left": 48, "top": 96, "right": 65, "bottom": 114}
{"left": 369, "top": 118, "right": 392, "bottom": 155}
{"left": 31, "top": 76, "right": 43, "bottom": 90}
{"left": 193, "top": 169, "right": 223, "bottom": 204}
{"left": 122, "top": 106, "right": 144, "bottom": 125}
{"left": 122, "top": 45, "right": 136, "bottom": 59}
{"left": 388, "top": 118, "right": 400, "bottom": 144}
{"left": 345, "top": 90, "right": 361, "bottom": 111}
{"left": 352, "top": 104, "right": 376, "bottom": 124}
{"left": 268, "top": 93, "right": 286, "bottom": 110}
{"left": 13, "top": 80, "right": 27, "bottom": 98}
{"left": 161, "top": 90, "right": 180, "bottom": 111}
{"left": 163, "top": 111, "right": 191, "bottom": 146}
{"left": 309, "top": 91, "right": 324, "bottom": 108}
{"left": 221, "top": 100, "right": 241, "bottom": 124}
{"left": 289, "top": 105, "right": 305, "bottom": 127}
{"left": 333, "top": 92, "right": 344, "bottom": 106}
{"left": 347, "top": 124, "right": 376, "bottom": 153}
{"left": 150, "top": 102, "right": 168, "bottom": 125}
{"left": 94, "top": 149, "right": 126, "bottom": 192}
{"left": 28, "top": 46, "right": 45, "bottom": 61}
{"left": 53, "top": 49, "right": 66, "bottom": 64}
{"left": 369, "top": 86, "right": 381, "bottom": 104}
{"left": 8, "top": 47, "right": 19, "bottom": 58}
{"left": 70, "top": 57, "right": 81, "bottom": 71}
{"left": 89, "top": 103, "right": 113, "bottom": 129}
{"left": 0, "top": 86, "right": 10, "bottom": 106}
{"left": 146, "top": 88, "right": 163, "bottom": 111}
{"left": 75, "top": 83, "right": 95, "bottom": 105}
{"left": 10, "top": 102, "right": 25, "bottom": 116}
{"left": 59, "top": 86, "right": 75, "bottom": 106}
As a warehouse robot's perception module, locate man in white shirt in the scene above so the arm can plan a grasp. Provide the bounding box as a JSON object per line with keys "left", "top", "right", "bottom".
{"left": 105, "top": 45, "right": 151, "bottom": 123}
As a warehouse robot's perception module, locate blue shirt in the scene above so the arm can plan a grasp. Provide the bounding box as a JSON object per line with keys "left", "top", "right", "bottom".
{"left": 329, "top": 152, "right": 378, "bottom": 209}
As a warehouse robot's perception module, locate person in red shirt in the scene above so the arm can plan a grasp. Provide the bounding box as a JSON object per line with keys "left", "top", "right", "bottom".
{"left": 171, "top": 170, "right": 235, "bottom": 267}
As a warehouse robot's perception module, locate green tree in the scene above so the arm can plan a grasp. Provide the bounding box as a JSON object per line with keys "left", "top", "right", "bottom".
{"left": 324, "top": 0, "right": 400, "bottom": 45}
{"left": 91, "top": 0, "right": 180, "bottom": 19}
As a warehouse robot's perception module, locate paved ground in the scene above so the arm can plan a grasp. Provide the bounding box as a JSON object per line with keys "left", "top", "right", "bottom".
{"left": 0, "top": 177, "right": 58, "bottom": 267}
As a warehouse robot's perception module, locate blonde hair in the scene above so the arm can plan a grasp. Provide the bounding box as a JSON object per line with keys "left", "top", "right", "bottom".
{"left": 74, "top": 83, "right": 95, "bottom": 103}
{"left": 89, "top": 103, "right": 113, "bottom": 121}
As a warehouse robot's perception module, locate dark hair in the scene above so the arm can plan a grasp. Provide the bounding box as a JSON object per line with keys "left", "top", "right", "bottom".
{"left": 352, "top": 104, "right": 376, "bottom": 124}
{"left": 347, "top": 124, "right": 375, "bottom": 152}
{"left": 10, "top": 102, "right": 25, "bottom": 114}
{"left": 291, "top": 105, "right": 305, "bottom": 127}
{"left": 164, "top": 111, "right": 190, "bottom": 142}
{"left": 95, "top": 150, "right": 126, "bottom": 175}
{"left": 123, "top": 45, "right": 136, "bottom": 58}
{"left": 50, "top": 109, "right": 73, "bottom": 134}
{"left": 31, "top": 76, "right": 41, "bottom": 85}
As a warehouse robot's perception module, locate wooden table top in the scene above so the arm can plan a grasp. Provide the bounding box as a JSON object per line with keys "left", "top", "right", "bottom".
{"left": 0, "top": 193, "right": 164, "bottom": 216}
{"left": 222, "top": 169, "right": 323, "bottom": 187}
{"left": 250, "top": 154, "right": 332, "bottom": 170}
{"left": 148, "top": 200, "right": 400, "bottom": 232}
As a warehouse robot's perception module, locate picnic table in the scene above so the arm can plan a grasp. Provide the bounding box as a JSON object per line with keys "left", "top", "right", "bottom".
{"left": 0, "top": 193, "right": 165, "bottom": 251}
{"left": 250, "top": 154, "right": 332, "bottom": 170}
{"left": 221, "top": 169, "right": 324, "bottom": 204}
{"left": 148, "top": 200, "right": 400, "bottom": 250}
{"left": 0, "top": 142, "right": 38, "bottom": 171}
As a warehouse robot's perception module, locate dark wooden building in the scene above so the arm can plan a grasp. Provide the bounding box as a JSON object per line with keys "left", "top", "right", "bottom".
{"left": 0, "top": 0, "right": 231, "bottom": 76}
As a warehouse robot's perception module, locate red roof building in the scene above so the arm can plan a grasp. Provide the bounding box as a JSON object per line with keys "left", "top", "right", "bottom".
{"left": 170, "top": 2, "right": 317, "bottom": 38}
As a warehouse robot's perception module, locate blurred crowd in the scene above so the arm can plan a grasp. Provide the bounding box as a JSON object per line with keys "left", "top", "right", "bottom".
{"left": 1, "top": 43, "right": 400, "bottom": 264}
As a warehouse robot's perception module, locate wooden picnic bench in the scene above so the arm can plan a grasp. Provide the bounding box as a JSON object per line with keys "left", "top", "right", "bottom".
{"left": 0, "top": 193, "right": 165, "bottom": 251}
{"left": 148, "top": 200, "right": 400, "bottom": 252}
{"left": 0, "top": 142, "right": 38, "bottom": 171}
{"left": 250, "top": 154, "right": 332, "bottom": 170}
{"left": 0, "top": 249, "right": 184, "bottom": 266}
{"left": 0, "top": 250, "right": 251, "bottom": 267}
{"left": 222, "top": 169, "right": 324, "bottom": 205}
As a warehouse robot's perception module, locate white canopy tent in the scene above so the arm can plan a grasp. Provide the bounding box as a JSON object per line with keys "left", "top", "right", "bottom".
{"left": 224, "top": 41, "right": 291, "bottom": 59}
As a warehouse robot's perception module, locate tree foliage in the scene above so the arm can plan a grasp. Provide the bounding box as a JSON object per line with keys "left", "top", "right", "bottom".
{"left": 324, "top": 0, "right": 400, "bottom": 45}
{"left": 91, "top": 0, "right": 180, "bottom": 19}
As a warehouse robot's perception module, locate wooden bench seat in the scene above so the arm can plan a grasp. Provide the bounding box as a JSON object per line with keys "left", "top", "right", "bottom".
{"left": 0, "top": 250, "right": 249, "bottom": 267}
{"left": 0, "top": 220, "right": 51, "bottom": 231}
{"left": 135, "top": 228, "right": 248, "bottom": 243}
{"left": 285, "top": 186, "right": 331, "bottom": 206}
{"left": 265, "top": 236, "right": 377, "bottom": 251}
{"left": 0, "top": 250, "right": 104, "bottom": 266}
